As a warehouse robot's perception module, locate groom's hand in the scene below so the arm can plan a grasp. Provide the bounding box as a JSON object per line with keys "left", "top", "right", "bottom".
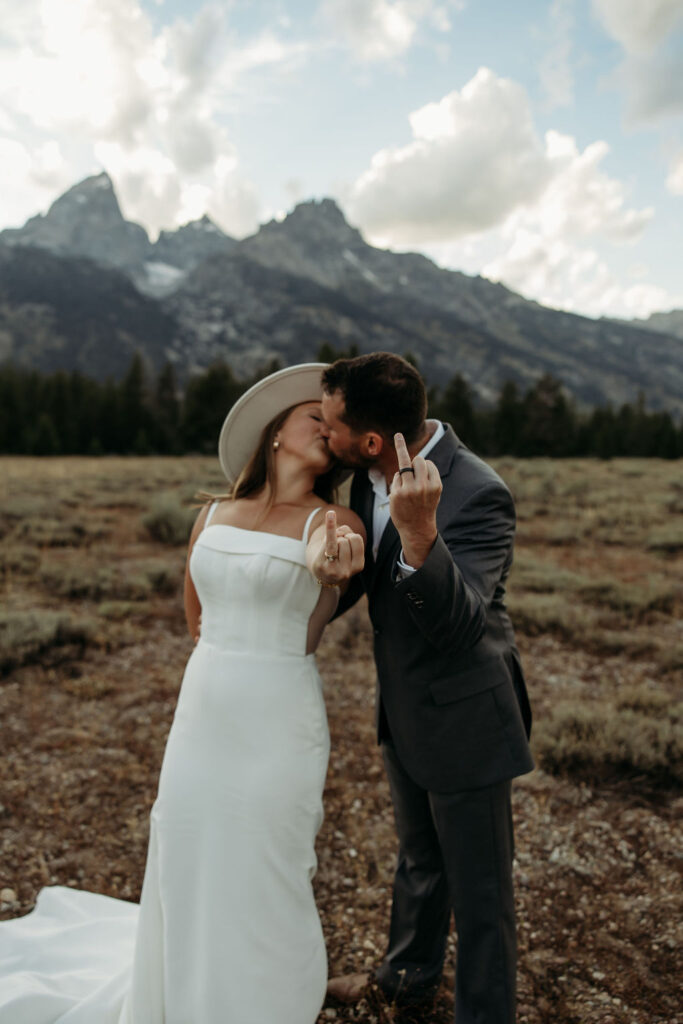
{"left": 390, "top": 432, "right": 442, "bottom": 569}
{"left": 311, "top": 510, "right": 364, "bottom": 586}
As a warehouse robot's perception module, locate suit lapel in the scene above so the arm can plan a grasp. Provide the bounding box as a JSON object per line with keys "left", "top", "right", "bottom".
{"left": 430, "top": 424, "right": 460, "bottom": 480}
{"left": 373, "top": 517, "right": 399, "bottom": 584}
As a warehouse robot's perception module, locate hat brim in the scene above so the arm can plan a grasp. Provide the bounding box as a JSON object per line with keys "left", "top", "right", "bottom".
{"left": 218, "top": 363, "right": 331, "bottom": 484}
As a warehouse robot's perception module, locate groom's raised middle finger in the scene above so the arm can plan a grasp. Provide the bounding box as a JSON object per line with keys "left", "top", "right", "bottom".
{"left": 394, "top": 433, "right": 413, "bottom": 474}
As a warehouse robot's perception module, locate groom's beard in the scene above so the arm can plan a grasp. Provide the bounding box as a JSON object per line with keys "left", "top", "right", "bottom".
{"left": 332, "top": 439, "right": 378, "bottom": 470}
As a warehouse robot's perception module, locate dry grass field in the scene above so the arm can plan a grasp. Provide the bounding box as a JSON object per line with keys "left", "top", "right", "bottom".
{"left": 1, "top": 455, "right": 681, "bottom": 1024}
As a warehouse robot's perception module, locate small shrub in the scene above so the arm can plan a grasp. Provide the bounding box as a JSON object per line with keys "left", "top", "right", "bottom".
{"left": 14, "top": 518, "right": 107, "bottom": 548}
{"left": 507, "top": 593, "right": 594, "bottom": 641}
{"left": 0, "top": 546, "right": 41, "bottom": 580}
{"left": 41, "top": 565, "right": 116, "bottom": 600}
{"left": 655, "top": 643, "right": 683, "bottom": 675}
{"left": 575, "top": 627, "right": 657, "bottom": 659}
{"left": 647, "top": 524, "right": 683, "bottom": 554}
{"left": 533, "top": 696, "right": 683, "bottom": 786}
{"left": 142, "top": 497, "right": 195, "bottom": 545}
{"left": 140, "top": 561, "right": 179, "bottom": 595}
{"left": 97, "top": 601, "right": 137, "bottom": 621}
{"left": 509, "top": 558, "right": 585, "bottom": 595}
{"left": 577, "top": 579, "right": 680, "bottom": 617}
{"left": 61, "top": 676, "right": 116, "bottom": 699}
{"left": 40, "top": 559, "right": 179, "bottom": 602}
{"left": 0, "top": 611, "right": 95, "bottom": 674}
{"left": 615, "top": 685, "right": 672, "bottom": 715}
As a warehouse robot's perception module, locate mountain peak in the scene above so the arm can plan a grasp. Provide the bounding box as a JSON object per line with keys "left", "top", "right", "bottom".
{"left": 0, "top": 169, "right": 151, "bottom": 269}
{"left": 148, "top": 214, "right": 235, "bottom": 274}
{"left": 187, "top": 214, "right": 225, "bottom": 235}
{"left": 49, "top": 171, "right": 123, "bottom": 222}
{"left": 256, "top": 198, "right": 362, "bottom": 251}
{"left": 282, "top": 197, "right": 354, "bottom": 232}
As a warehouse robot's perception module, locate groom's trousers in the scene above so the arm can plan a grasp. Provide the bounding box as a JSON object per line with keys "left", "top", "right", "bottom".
{"left": 376, "top": 739, "right": 517, "bottom": 1024}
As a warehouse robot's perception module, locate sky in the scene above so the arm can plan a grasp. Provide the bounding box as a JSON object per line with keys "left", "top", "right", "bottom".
{"left": 1, "top": 0, "right": 682, "bottom": 320}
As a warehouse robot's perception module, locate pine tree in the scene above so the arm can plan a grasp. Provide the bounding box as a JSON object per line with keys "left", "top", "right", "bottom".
{"left": 493, "top": 381, "right": 522, "bottom": 455}
{"left": 317, "top": 343, "right": 338, "bottom": 364}
{"left": 120, "top": 353, "right": 150, "bottom": 451}
{"left": 648, "top": 412, "right": 679, "bottom": 458}
{"left": 98, "top": 380, "right": 122, "bottom": 453}
{"left": 182, "top": 361, "right": 244, "bottom": 453}
{"left": 436, "top": 373, "right": 479, "bottom": 448}
{"left": 519, "top": 375, "right": 577, "bottom": 456}
{"left": 581, "top": 407, "right": 616, "bottom": 458}
{"left": 155, "top": 362, "right": 181, "bottom": 453}
{"left": 31, "top": 413, "right": 61, "bottom": 455}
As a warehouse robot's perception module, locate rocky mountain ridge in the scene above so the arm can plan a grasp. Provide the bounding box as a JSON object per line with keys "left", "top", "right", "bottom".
{"left": 1, "top": 173, "right": 681, "bottom": 414}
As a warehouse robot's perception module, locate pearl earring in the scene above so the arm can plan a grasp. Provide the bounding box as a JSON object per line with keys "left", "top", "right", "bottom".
{"left": 273, "top": 440, "right": 280, "bottom": 450}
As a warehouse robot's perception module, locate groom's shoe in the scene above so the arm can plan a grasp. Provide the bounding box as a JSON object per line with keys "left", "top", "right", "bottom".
{"left": 326, "top": 972, "right": 370, "bottom": 1003}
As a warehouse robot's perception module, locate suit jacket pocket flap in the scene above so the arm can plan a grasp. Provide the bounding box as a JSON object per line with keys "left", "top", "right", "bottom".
{"left": 429, "top": 655, "right": 507, "bottom": 705}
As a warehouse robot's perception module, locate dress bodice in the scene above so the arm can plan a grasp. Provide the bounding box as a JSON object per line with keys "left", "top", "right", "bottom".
{"left": 190, "top": 511, "right": 322, "bottom": 658}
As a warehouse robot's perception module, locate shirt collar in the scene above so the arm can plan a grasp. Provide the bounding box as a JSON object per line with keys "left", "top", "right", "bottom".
{"left": 367, "top": 419, "right": 445, "bottom": 496}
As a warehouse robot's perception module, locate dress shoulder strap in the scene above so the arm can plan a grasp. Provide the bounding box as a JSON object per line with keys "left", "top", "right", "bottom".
{"left": 301, "top": 506, "right": 323, "bottom": 545}
{"left": 204, "top": 500, "right": 220, "bottom": 529}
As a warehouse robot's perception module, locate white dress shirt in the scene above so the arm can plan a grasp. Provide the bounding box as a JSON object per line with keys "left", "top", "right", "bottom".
{"left": 367, "top": 420, "right": 445, "bottom": 571}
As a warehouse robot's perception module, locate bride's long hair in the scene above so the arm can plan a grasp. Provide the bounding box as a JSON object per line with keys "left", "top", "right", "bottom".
{"left": 198, "top": 404, "right": 344, "bottom": 513}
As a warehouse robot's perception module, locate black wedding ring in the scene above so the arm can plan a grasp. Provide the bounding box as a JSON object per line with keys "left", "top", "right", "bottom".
{"left": 399, "top": 467, "right": 415, "bottom": 475}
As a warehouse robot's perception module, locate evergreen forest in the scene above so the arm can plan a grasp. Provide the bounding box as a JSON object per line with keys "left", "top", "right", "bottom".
{"left": 1, "top": 348, "right": 681, "bottom": 459}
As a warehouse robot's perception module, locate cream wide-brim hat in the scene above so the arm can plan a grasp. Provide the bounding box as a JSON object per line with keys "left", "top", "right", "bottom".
{"left": 218, "top": 363, "right": 330, "bottom": 484}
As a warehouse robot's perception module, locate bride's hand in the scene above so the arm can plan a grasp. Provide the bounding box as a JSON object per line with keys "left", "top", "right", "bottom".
{"left": 312, "top": 510, "right": 364, "bottom": 586}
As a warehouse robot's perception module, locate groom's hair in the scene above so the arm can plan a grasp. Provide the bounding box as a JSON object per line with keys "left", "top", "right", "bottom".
{"left": 322, "top": 352, "right": 427, "bottom": 445}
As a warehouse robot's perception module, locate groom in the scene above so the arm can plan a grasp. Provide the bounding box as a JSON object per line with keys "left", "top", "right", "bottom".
{"left": 319, "top": 352, "right": 533, "bottom": 1024}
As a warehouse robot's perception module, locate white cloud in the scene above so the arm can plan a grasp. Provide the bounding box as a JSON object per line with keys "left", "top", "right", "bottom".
{"left": 1, "top": 0, "right": 157, "bottom": 137}
{"left": 346, "top": 69, "right": 651, "bottom": 246}
{"left": 619, "top": 49, "right": 683, "bottom": 122}
{"left": 592, "top": 0, "right": 683, "bottom": 56}
{"left": 466, "top": 131, "right": 659, "bottom": 317}
{"left": 346, "top": 69, "right": 553, "bottom": 241}
{"left": 345, "top": 69, "right": 663, "bottom": 317}
{"left": 319, "top": 0, "right": 459, "bottom": 61}
{"left": 0, "top": 0, "right": 274, "bottom": 237}
{"left": 480, "top": 234, "right": 676, "bottom": 320}
{"left": 591, "top": 0, "right": 683, "bottom": 123}
{"left": 94, "top": 142, "right": 261, "bottom": 240}
{"left": 225, "top": 31, "right": 311, "bottom": 78}
{"left": 666, "top": 151, "right": 683, "bottom": 193}
{"left": 530, "top": 132, "right": 653, "bottom": 242}
{"left": 0, "top": 137, "right": 72, "bottom": 228}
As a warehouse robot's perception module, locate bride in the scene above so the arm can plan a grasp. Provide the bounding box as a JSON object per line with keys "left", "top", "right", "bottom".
{"left": 0, "top": 363, "right": 365, "bottom": 1024}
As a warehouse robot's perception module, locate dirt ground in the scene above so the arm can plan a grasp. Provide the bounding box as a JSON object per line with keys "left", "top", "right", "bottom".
{"left": 0, "top": 456, "right": 681, "bottom": 1023}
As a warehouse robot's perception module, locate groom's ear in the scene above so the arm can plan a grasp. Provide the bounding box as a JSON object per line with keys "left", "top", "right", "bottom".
{"left": 364, "top": 432, "right": 384, "bottom": 457}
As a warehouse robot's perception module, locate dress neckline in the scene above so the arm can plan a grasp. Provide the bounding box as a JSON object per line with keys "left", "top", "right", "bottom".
{"left": 202, "top": 502, "right": 322, "bottom": 546}
{"left": 203, "top": 522, "right": 306, "bottom": 544}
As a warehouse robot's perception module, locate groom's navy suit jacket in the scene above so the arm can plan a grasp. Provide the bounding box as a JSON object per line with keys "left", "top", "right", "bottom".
{"left": 340, "top": 424, "right": 533, "bottom": 793}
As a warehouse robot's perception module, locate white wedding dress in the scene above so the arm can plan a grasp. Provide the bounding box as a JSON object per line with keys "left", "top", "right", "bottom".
{"left": 0, "top": 504, "right": 331, "bottom": 1023}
